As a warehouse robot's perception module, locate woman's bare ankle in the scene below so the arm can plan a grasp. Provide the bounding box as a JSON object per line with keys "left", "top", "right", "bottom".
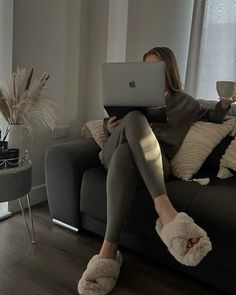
{"left": 153, "top": 194, "right": 178, "bottom": 226}
{"left": 99, "top": 240, "right": 118, "bottom": 259}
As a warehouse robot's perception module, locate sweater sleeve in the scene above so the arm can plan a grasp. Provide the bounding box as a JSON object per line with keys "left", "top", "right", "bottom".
{"left": 195, "top": 100, "right": 230, "bottom": 123}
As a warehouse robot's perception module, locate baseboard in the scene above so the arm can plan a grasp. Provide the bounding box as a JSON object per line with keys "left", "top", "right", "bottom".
{"left": 52, "top": 218, "right": 79, "bottom": 232}
{"left": 8, "top": 183, "right": 47, "bottom": 213}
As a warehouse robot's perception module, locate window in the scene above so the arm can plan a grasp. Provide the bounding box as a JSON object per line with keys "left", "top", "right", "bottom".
{"left": 185, "top": 0, "right": 236, "bottom": 99}
{"left": 198, "top": 0, "right": 236, "bottom": 99}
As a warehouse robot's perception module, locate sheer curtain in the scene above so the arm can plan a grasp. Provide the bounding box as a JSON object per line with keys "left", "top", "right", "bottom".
{"left": 185, "top": 0, "right": 236, "bottom": 100}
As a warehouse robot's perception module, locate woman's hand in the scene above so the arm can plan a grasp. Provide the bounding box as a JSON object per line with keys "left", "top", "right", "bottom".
{"left": 220, "top": 94, "right": 236, "bottom": 109}
{"left": 107, "top": 116, "right": 121, "bottom": 134}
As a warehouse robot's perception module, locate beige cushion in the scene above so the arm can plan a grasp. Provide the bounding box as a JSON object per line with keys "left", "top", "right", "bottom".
{"left": 81, "top": 119, "right": 105, "bottom": 149}
{"left": 81, "top": 119, "right": 106, "bottom": 164}
{"left": 171, "top": 119, "right": 235, "bottom": 180}
{"left": 217, "top": 137, "right": 236, "bottom": 179}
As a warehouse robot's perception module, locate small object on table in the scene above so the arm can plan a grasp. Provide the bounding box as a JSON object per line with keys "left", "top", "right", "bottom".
{"left": 6, "top": 148, "right": 19, "bottom": 168}
{"left": 0, "top": 141, "right": 8, "bottom": 150}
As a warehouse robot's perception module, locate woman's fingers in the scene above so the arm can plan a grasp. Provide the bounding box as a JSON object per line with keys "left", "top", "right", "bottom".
{"left": 113, "top": 119, "right": 121, "bottom": 124}
{"left": 108, "top": 116, "right": 118, "bottom": 123}
{"left": 109, "top": 117, "right": 120, "bottom": 125}
{"left": 107, "top": 117, "right": 121, "bottom": 134}
{"left": 112, "top": 119, "right": 121, "bottom": 125}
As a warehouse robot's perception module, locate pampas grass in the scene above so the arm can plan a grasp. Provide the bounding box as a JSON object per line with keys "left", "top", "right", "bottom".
{"left": 0, "top": 67, "right": 58, "bottom": 131}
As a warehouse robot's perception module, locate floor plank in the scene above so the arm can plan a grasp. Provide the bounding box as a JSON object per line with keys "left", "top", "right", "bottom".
{"left": 0, "top": 202, "right": 226, "bottom": 295}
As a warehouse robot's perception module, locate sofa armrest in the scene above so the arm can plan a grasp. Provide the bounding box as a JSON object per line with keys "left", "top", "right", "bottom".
{"left": 45, "top": 137, "right": 101, "bottom": 230}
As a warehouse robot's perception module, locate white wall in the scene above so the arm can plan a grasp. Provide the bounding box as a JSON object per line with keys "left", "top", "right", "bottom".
{"left": 11, "top": 0, "right": 88, "bottom": 210}
{"left": 126, "top": 0, "right": 194, "bottom": 84}
{"left": 0, "top": 0, "right": 13, "bottom": 78}
{"left": 0, "top": 0, "right": 13, "bottom": 131}
{"left": 85, "top": 0, "right": 109, "bottom": 120}
{"left": 0, "top": 0, "right": 13, "bottom": 217}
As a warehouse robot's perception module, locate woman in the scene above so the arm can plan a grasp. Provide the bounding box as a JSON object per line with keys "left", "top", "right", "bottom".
{"left": 78, "top": 47, "right": 235, "bottom": 295}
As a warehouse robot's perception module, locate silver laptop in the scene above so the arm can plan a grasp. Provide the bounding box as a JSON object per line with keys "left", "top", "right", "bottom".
{"left": 102, "top": 61, "right": 167, "bottom": 123}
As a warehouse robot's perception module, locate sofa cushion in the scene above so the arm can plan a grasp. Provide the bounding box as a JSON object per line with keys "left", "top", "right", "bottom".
{"left": 125, "top": 181, "right": 202, "bottom": 239}
{"left": 188, "top": 185, "right": 236, "bottom": 241}
{"left": 80, "top": 166, "right": 202, "bottom": 239}
{"left": 80, "top": 165, "right": 236, "bottom": 241}
{"left": 80, "top": 167, "right": 107, "bottom": 223}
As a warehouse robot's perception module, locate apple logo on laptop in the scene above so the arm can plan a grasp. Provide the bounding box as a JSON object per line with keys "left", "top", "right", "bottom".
{"left": 129, "top": 80, "right": 136, "bottom": 88}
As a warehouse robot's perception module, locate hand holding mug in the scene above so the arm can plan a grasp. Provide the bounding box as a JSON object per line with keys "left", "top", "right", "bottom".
{"left": 220, "top": 94, "right": 236, "bottom": 109}
{"left": 216, "top": 81, "right": 236, "bottom": 109}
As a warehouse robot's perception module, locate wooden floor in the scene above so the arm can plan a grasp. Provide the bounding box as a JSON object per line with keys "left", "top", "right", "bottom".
{"left": 0, "top": 202, "right": 226, "bottom": 295}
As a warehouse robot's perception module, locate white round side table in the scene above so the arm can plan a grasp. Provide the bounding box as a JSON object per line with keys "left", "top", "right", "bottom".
{"left": 0, "top": 156, "right": 35, "bottom": 244}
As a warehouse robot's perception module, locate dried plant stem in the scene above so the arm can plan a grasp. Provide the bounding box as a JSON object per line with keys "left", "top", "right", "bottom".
{"left": 0, "top": 67, "right": 58, "bottom": 131}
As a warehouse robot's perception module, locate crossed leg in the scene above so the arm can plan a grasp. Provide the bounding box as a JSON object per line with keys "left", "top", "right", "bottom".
{"left": 78, "top": 111, "right": 204, "bottom": 294}
{"left": 100, "top": 110, "right": 198, "bottom": 259}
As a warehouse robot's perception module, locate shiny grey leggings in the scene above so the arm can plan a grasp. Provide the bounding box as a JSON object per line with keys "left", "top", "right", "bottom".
{"left": 102, "top": 110, "right": 170, "bottom": 243}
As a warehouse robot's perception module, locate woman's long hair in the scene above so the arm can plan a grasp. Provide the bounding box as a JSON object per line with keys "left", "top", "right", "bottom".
{"left": 143, "top": 47, "right": 182, "bottom": 93}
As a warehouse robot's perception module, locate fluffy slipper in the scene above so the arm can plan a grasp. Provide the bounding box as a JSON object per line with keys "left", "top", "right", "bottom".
{"left": 77, "top": 250, "right": 123, "bottom": 295}
{"left": 155, "top": 212, "right": 212, "bottom": 266}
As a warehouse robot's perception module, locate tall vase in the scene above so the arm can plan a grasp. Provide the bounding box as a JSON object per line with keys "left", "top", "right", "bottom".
{"left": 7, "top": 124, "right": 28, "bottom": 160}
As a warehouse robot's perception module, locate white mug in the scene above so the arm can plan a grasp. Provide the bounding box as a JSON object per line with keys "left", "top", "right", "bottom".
{"left": 216, "top": 80, "right": 236, "bottom": 99}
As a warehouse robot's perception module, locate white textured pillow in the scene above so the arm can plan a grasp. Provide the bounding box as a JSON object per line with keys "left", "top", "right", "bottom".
{"left": 81, "top": 119, "right": 107, "bottom": 165}
{"left": 217, "top": 137, "right": 236, "bottom": 179}
{"left": 171, "top": 119, "right": 235, "bottom": 180}
{"left": 81, "top": 119, "right": 106, "bottom": 149}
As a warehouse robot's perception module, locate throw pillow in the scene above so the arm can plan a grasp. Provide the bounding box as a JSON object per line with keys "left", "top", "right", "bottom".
{"left": 171, "top": 119, "right": 235, "bottom": 180}
{"left": 193, "top": 135, "right": 234, "bottom": 178}
{"left": 81, "top": 119, "right": 106, "bottom": 149}
{"left": 217, "top": 137, "right": 236, "bottom": 179}
{"left": 81, "top": 119, "right": 107, "bottom": 165}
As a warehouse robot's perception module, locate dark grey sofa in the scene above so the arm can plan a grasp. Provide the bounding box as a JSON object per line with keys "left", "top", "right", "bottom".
{"left": 45, "top": 101, "right": 236, "bottom": 295}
